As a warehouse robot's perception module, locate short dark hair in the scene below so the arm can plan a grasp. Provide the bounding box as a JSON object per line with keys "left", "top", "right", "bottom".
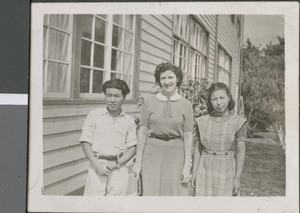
{"left": 102, "top": 78, "right": 130, "bottom": 98}
{"left": 207, "top": 82, "right": 235, "bottom": 114}
{"left": 154, "top": 62, "right": 183, "bottom": 87}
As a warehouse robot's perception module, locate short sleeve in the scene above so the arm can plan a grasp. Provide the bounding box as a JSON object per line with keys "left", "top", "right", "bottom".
{"left": 139, "top": 97, "right": 151, "bottom": 128}
{"left": 183, "top": 100, "right": 194, "bottom": 133}
{"left": 79, "top": 110, "right": 95, "bottom": 145}
{"left": 125, "top": 117, "right": 138, "bottom": 149}
{"left": 235, "top": 120, "right": 248, "bottom": 142}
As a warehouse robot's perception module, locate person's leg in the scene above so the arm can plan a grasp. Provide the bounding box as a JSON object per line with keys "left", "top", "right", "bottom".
{"left": 83, "top": 165, "right": 107, "bottom": 196}
{"left": 106, "top": 166, "right": 129, "bottom": 196}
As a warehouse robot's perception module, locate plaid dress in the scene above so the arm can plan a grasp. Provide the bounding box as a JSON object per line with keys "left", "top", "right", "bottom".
{"left": 195, "top": 114, "right": 247, "bottom": 196}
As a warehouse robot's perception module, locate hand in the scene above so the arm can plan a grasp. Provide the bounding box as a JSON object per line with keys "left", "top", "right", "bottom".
{"left": 106, "top": 161, "right": 117, "bottom": 171}
{"left": 132, "top": 163, "right": 142, "bottom": 180}
{"left": 232, "top": 177, "right": 241, "bottom": 196}
{"left": 94, "top": 162, "right": 111, "bottom": 176}
{"left": 181, "top": 164, "right": 192, "bottom": 184}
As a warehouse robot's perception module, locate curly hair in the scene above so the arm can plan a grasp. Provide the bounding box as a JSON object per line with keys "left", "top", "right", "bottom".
{"left": 207, "top": 82, "right": 235, "bottom": 114}
{"left": 102, "top": 78, "right": 130, "bottom": 98}
{"left": 154, "top": 62, "right": 183, "bottom": 87}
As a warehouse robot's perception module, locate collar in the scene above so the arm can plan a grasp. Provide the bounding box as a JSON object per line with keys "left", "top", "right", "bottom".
{"left": 155, "top": 92, "right": 182, "bottom": 101}
{"left": 101, "top": 107, "right": 126, "bottom": 118}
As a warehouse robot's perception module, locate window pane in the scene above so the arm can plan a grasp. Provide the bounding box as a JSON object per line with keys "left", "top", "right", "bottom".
{"left": 225, "top": 55, "right": 230, "bottom": 70}
{"left": 201, "top": 57, "right": 206, "bottom": 78}
{"left": 93, "top": 44, "right": 105, "bottom": 68}
{"left": 190, "top": 20, "right": 195, "bottom": 46}
{"left": 124, "top": 31, "right": 133, "bottom": 52}
{"left": 123, "top": 53, "right": 132, "bottom": 75}
{"left": 79, "top": 15, "right": 93, "bottom": 39}
{"left": 43, "top": 14, "right": 48, "bottom": 25}
{"left": 81, "top": 39, "right": 91, "bottom": 66}
{"left": 202, "top": 33, "right": 207, "bottom": 54}
{"left": 43, "top": 26, "right": 47, "bottom": 58}
{"left": 111, "top": 49, "right": 122, "bottom": 72}
{"left": 219, "top": 49, "right": 225, "bottom": 67}
{"left": 49, "top": 14, "right": 70, "bottom": 31}
{"left": 125, "top": 15, "right": 134, "bottom": 31}
{"left": 46, "top": 62, "right": 68, "bottom": 93}
{"left": 219, "top": 68, "right": 224, "bottom": 82}
{"left": 180, "top": 15, "right": 188, "bottom": 40}
{"left": 113, "top": 15, "right": 123, "bottom": 25}
{"left": 95, "top": 18, "right": 106, "bottom": 43}
{"left": 80, "top": 67, "right": 90, "bottom": 93}
{"left": 92, "top": 70, "right": 104, "bottom": 93}
{"left": 111, "top": 72, "right": 121, "bottom": 80}
{"left": 48, "top": 29, "right": 69, "bottom": 61}
{"left": 173, "top": 15, "right": 179, "bottom": 33}
{"left": 112, "top": 25, "right": 123, "bottom": 49}
{"left": 122, "top": 74, "right": 132, "bottom": 87}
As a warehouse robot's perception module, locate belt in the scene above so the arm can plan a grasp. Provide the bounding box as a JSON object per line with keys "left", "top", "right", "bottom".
{"left": 203, "top": 149, "right": 233, "bottom": 156}
{"left": 95, "top": 153, "right": 123, "bottom": 161}
{"left": 148, "top": 133, "right": 182, "bottom": 141}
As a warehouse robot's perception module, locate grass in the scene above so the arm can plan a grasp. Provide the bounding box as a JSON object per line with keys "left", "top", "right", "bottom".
{"left": 240, "top": 132, "right": 286, "bottom": 196}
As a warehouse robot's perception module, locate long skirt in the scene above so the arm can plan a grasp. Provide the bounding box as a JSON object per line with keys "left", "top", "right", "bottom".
{"left": 195, "top": 151, "right": 236, "bottom": 196}
{"left": 142, "top": 137, "right": 191, "bottom": 196}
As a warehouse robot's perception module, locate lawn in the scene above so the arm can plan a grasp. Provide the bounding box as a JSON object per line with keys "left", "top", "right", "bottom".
{"left": 240, "top": 132, "right": 286, "bottom": 196}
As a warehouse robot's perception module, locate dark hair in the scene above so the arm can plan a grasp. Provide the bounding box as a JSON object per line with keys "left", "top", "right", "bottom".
{"left": 102, "top": 78, "right": 130, "bottom": 98}
{"left": 154, "top": 62, "right": 183, "bottom": 87}
{"left": 207, "top": 82, "right": 235, "bottom": 114}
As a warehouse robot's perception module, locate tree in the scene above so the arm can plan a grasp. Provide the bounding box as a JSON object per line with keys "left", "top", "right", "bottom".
{"left": 241, "top": 37, "right": 285, "bottom": 133}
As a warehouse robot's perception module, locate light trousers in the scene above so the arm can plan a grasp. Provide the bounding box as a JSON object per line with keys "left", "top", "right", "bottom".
{"left": 83, "top": 160, "right": 128, "bottom": 196}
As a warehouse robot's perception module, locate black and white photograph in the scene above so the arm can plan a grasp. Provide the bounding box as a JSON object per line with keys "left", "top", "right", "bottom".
{"left": 28, "top": 2, "right": 299, "bottom": 212}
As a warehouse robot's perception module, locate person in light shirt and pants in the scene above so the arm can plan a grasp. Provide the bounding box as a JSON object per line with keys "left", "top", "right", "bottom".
{"left": 79, "top": 79, "right": 137, "bottom": 196}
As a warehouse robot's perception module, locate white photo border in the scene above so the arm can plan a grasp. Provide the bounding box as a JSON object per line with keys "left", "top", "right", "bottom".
{"left": 29, "top": 2, "right": 299, "bottom": 212}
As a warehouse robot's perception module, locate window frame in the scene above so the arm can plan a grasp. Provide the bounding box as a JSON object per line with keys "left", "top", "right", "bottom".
{"left": 217, "top": 45, "right": 232, "bottom": 87}
{"left": 43, "top": 14, "right": 141, "bottom": 102}
{"left": 43, "top": 14, "right": 74, "bottom": 99}
{"left": 76, "top": 14, "right": 137, "bottom": 100}
{"left": 172, "top": 15, "right": 208, "bottom": 81}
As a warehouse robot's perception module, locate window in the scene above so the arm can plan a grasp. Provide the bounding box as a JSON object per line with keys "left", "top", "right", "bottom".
{"left": 237, "top": 19, "right": 241, "bottom": 38}
{"left": 78, "top": 15, "right": 136, "bottom": 99}
{"left": 43, "top": 14, "right": 137, "bottom": 100}
{"left": 172, "top": 15, "right": 208, "bottom": 81}
{"left": 217, "top": 47, "right": 231, "bottom": 86}
{"left": 230, "top": 15, "right": 235, "bottom": 24}
{"left": 43, "top": 14, "right": 73, "bottom": 98}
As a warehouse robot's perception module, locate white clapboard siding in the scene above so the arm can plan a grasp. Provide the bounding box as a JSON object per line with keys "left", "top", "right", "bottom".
{"left": 43, "top": 116, "right": 85, "bottom": 136}
{"left": 195, "top": 15, "right": 217, "bottom": 83}
{"left": 139, "top": 15, "right": 172, "bottom": 95}
{"left": 141, "top": 31, "right": 172, "bottom": 53}
{"left": 42, "top": 171, "right": 87, "bottom": 195}
{"left": 140, "top": 52, "right": 167, "bottom": 67}
{"left": 44, "top": 144, "right": 85, "bottom": 170}
{"left": 44, "top": 104, "right": 78, "bottom": 118}
{"left": 140, "top": 60, "right": 157, "bottom": 74}
{"left": 140, "top": 42, "right": 171, "bottom": 62}
{"left": 44, "top": 130, "right": 81, "bottom": 152}
{"left": 44, "top": 158, "right": 89, "bottom": 187}
{"left": 217, "top": 15, "right": 242, "bottom": 97}
{"left": 139, "top": 71, "right": 155, "bottom": 83}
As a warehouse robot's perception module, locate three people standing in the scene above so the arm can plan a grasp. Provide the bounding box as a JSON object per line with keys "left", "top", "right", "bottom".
{"left": 80, "top": 62, "right": 247, "bottom": 196}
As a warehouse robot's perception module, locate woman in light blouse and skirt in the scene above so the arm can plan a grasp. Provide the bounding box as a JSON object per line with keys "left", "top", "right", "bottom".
{"left": 132, "top": 62, "right": 194, "bottom": 196}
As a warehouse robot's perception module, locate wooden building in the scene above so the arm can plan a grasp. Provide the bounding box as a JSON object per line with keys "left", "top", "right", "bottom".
{"left": 42, "top": 14, "right": 244, "bottom": 195}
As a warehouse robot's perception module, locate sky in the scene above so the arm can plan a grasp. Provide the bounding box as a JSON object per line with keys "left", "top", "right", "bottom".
{"left": 243, "top": 15, "right": 284, "bottom": 48}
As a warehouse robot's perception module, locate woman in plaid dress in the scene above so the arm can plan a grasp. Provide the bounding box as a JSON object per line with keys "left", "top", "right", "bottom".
{"left": 192, "top": 82, "right": 247, "bottom": 196}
